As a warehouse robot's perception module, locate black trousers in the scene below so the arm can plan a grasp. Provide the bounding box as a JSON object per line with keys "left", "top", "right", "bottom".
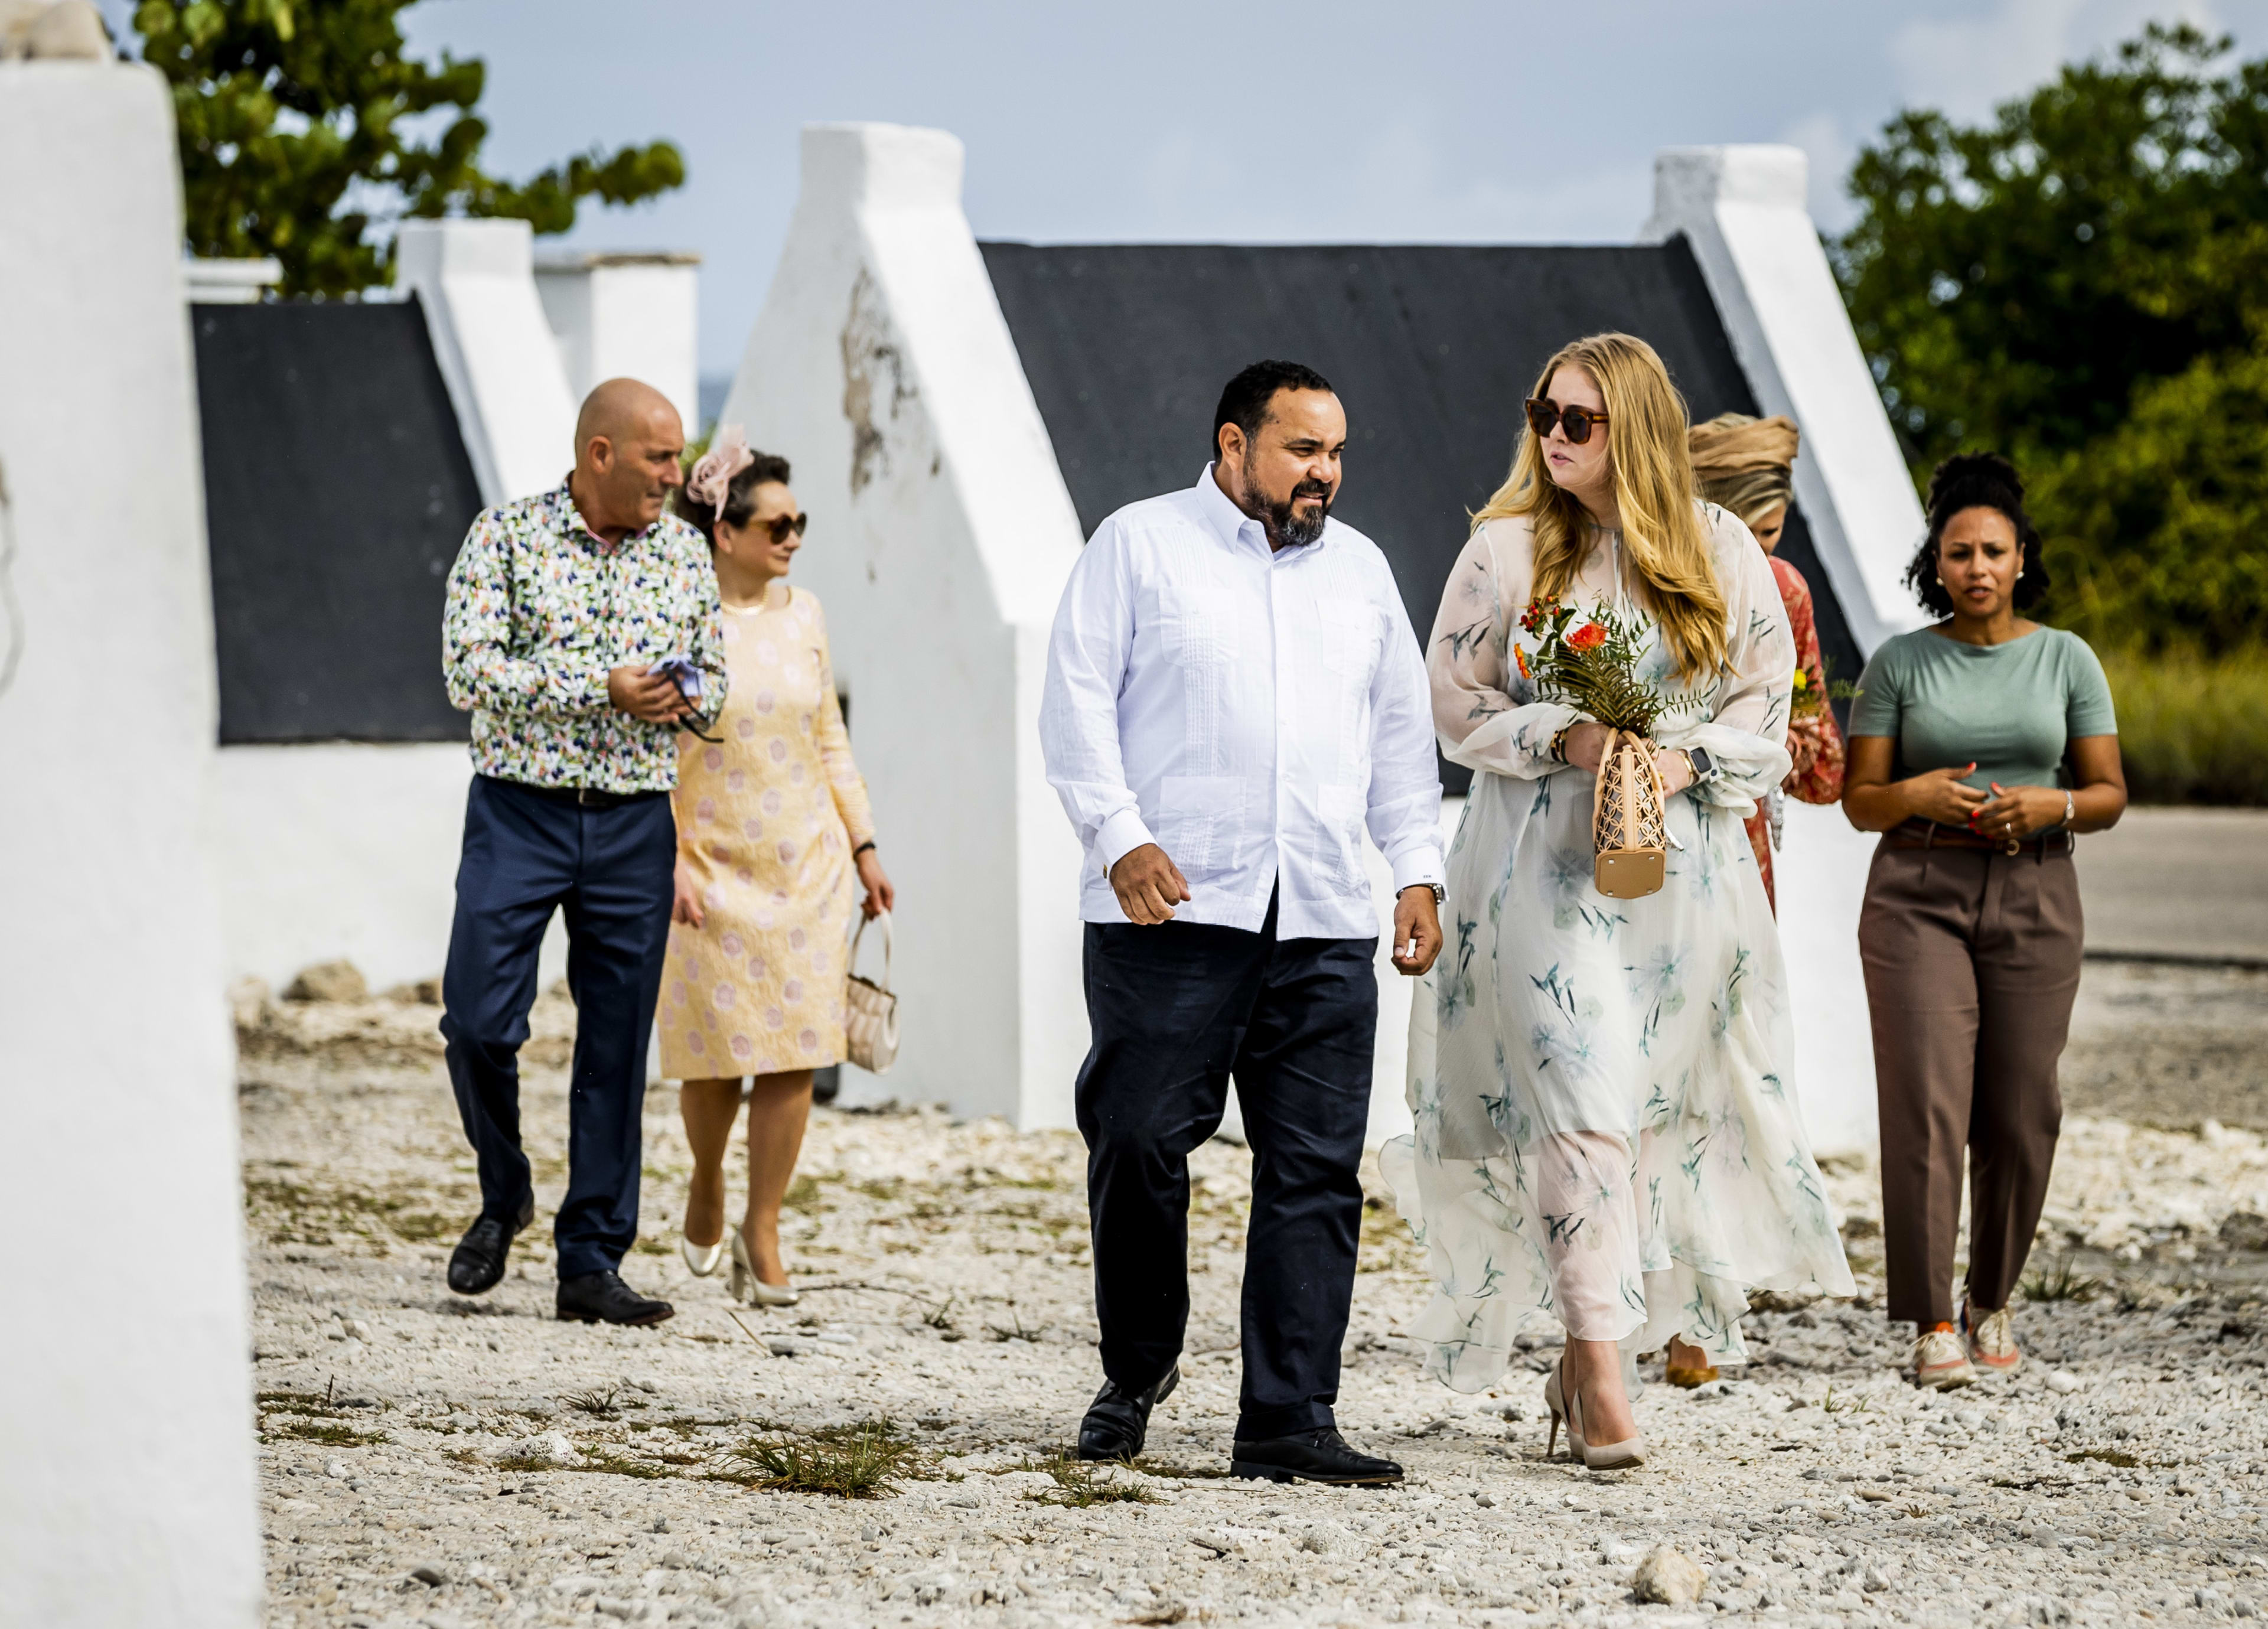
{"left": 1076, "top": 890, "right": 1377, "bottom": 1441}
{"left": 440, "top": 776, "right": 676, "bottom": 1281}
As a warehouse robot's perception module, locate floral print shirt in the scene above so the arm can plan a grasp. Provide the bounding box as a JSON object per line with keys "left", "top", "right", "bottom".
{"left": 442, "top": 481, "right": 728, "bottom": 794}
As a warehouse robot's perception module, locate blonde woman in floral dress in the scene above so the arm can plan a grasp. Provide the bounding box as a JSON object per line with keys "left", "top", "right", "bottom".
{"left": 662, "top": 432, "right": 894, "bottom": 1306}
{"left": 1382, "top": 335, "right": 1850, "bottom": 1470}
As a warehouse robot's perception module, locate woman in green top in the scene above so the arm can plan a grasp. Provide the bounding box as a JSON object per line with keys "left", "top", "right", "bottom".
{"left": 1843, "top": 453, "right": 2126, "bottom": 1391}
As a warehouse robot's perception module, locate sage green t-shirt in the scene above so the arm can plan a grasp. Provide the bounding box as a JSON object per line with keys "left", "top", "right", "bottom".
{"left": 1849, "top": 625, "right": 2117, "bottom": 793}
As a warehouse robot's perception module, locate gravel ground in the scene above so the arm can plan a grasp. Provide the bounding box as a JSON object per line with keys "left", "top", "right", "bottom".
{"left": 239, "top": 970, "right": 2268, "bottom": 1629}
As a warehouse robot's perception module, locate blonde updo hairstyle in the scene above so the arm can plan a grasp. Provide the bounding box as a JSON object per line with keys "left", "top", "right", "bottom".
{"left": 1473, "top": 332, "right": 1728, "bottom": 679}
{"left": 1687, "top": 411, "right": 1799, "bottom": 532}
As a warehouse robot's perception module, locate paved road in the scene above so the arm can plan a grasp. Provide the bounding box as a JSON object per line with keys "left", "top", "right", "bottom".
{"left": 2077, "top": 805, "right": 2268, "bottom": 963}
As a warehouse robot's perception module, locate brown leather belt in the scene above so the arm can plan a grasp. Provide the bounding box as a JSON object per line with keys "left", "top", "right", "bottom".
{"left": 1882, "top": 817, "right": 2073, "bottom": 858}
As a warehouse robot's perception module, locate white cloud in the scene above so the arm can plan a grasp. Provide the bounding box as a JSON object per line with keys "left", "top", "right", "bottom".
{"left": 1125, "top": 118, "right": 1648, "bottom": 246}
{"left": 1778, "top": 110, "right": 1860, "bottom": 233}
{"left": 1889, "top": 0, "right": 2224, "bottom": 122}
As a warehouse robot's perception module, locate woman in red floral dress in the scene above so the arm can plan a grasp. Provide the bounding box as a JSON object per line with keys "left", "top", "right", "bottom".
{"left": 1689, "top": 415, "right": 1845, "bottom": 913}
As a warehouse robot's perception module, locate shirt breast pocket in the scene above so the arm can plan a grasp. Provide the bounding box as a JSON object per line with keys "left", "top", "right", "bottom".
{"left": 1140, "top": 584, "right": 1230, "bottom": 679}
{"left": 1321, "top": 604, "right": 1380, "bottom": 688}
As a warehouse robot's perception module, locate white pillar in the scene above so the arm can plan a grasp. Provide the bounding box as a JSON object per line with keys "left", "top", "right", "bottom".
{"left": 718, "top": 123, "right": 1088, "bottom": 1128}
{"left": 534, "top": 251, "right": 702, "bottom": 435}
{"left": 397, "top": 218, "right": 578, "bottom": 504}
{"left": 1641, "top": 145, "right": 1927, "bottom": 656}
{"left": 0, "top": 61, "right": 262, "bottom": 1627}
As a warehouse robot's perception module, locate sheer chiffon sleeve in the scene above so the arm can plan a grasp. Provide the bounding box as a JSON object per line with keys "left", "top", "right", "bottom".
{"left": 1426, "top": 520, "right": 1578, "bottom": 781}
{"left": 1657, "top": 509, "right": 1795, "bottom": 810}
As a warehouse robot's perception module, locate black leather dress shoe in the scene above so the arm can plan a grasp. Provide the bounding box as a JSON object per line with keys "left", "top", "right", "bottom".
{"left": 556, "top": 1270, "right": 675, "bottom": 1327}
{"left": 447, "top": 1195, "right": 535, "bottom": 1296}
{"left": 1075, "top": 1364, "right": 1180, "bottom": 1461}
{"left": 1230, "top": 1427, "right": 1403, "bottom": 1485}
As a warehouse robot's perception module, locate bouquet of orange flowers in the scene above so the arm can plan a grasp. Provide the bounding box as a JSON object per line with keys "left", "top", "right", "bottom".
{"left": 1517, "top": 598, "right": 1686, "bottom": 736}
{"left": 1518, "top": 597, "right": 1689, "bottom": 900}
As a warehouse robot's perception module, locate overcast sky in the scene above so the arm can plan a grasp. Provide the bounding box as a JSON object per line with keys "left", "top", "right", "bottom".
{"left": 107, "top": 0, "right": 2268, "bottom": 377}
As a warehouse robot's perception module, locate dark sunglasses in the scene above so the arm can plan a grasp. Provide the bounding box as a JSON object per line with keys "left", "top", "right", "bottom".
{"left": 1524, "top": 398, "right": 1610, "bottom": 445}
{"left": 757, "top": 512, "right": 809, "bottom": 544}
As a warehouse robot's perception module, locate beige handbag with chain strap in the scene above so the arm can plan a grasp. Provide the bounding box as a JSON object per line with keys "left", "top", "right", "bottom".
{"left": 1592, "top": 728, "right": 1669, "bottom": 899}
{"left": 844, "top": 910, "right": 899, "bottom": 1074}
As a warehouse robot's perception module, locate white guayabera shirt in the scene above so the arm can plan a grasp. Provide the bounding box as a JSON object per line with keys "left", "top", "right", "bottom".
{"left": 1040, "top": 465, "right": 1445, "bottom": 939}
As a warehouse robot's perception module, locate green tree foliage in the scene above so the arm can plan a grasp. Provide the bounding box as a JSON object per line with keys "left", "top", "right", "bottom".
{"left": 131, "top": 0, "right": 685, "bottom": 298}
{"left": 1836, "top": 24, "right": 2268, "bottom": 651}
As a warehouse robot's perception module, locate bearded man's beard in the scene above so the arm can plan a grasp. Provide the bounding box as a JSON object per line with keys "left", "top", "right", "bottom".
{"left": 1240, "top": 471, "right": 1334, "bottom": 548}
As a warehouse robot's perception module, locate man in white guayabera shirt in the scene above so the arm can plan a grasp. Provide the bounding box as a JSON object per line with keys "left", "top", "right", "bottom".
{"left": 1040, "top": 360, "right": 1446, "bottom": 1486}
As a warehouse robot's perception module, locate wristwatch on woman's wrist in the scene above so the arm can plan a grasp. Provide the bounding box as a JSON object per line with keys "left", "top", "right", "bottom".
{"left": 1549, "top": 724, "right": 1572, "bottom": 765}
{"left": 2061, "top": 790, "right": 2075, "bottom": 830}
{"left": 1681, "top": 745, "right": 1716, "bottom": 784}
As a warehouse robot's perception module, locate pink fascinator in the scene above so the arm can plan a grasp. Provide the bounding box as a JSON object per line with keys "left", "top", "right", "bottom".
{"left": 686, "top": 423, "right": 755, "bottom": 522}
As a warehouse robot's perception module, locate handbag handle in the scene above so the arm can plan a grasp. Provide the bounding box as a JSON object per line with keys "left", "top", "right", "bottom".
{"left": 1589, "top": 728, "right": 1665, "bottom": 838}
{"left": 850, "top": 908, "right": 893, "bottom": 992}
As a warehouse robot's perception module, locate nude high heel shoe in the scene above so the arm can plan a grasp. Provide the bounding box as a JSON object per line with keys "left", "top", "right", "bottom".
{"left": 1546, "top": 1353, "right": 1647, "bottom": 1471}
{"left": 681, "top": 1234, "right": 725, "bottom": 1277}
{"left": 729, "top": 1230, "right": 799, "bottom": 1308}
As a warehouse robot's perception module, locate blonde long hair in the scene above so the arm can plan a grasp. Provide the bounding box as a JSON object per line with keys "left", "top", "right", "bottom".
{"left": 1474, "top": 332, "right": 1727, "bottom": 679}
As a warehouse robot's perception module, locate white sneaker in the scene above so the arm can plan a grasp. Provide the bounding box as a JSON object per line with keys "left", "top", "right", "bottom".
{"left": 1966, "top": 1304, "right": 2022, "bottom": 1377}
{"left": 1912, "top": 1327, "right": 1977, "bottom": 1390}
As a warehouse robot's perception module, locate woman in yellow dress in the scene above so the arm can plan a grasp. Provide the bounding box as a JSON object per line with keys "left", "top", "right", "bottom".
{"left": 662, "top": 429, "right": 894, "bottom": 1305}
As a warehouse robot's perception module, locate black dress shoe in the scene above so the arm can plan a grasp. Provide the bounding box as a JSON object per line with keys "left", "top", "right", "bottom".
{"left": 1076, "top": 1364, "right": 1180, "bottom": 1461}
{"left": 447, "top": 1195, "right": 535, "bottom": 1296}
{"left": 1230, "top": 1427, "right": 1403, "bottom": 1485}
{"left": 556, "top": 1270, "right": 674, "bottom": 1327}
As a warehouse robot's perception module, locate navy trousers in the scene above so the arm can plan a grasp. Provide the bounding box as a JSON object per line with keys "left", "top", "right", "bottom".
{"left": 1076, "top": 889, "right": 1378, "bottom": 1441}
{"left": 441, "top": 776, "right": 676, "bottom": 1281}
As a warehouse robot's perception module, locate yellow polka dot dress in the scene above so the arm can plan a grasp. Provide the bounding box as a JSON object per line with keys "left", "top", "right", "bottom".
{"left": 660, "top": 585, "right": 875, "bottom": 1079}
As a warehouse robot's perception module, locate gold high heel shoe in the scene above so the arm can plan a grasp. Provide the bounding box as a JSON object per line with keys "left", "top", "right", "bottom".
{"left": 1544, "top": 1354, "right": 1647, "bottom": 1471}
{"left": 729, "top": 1230, "right": 799, "bottom": 1308}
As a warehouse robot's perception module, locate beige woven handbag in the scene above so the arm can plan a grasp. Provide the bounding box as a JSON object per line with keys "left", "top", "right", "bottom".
{"left": 844, "top": 911, "right": 899, "bottom": 1074}
{"left": 1592, "top": 729, "right": 1669, "bottom": 900}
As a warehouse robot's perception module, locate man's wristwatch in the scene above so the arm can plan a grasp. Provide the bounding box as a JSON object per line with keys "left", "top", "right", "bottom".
{"left": 1402, "top": 883, "right": 1446, "bottom": 903}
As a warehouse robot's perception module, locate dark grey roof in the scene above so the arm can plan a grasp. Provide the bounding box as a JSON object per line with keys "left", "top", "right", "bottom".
{"left": 982, "top": 237, "right": 1860, "bottom": 783}
{"left": 193, "top": 297, "right": 480, "bottom": 742}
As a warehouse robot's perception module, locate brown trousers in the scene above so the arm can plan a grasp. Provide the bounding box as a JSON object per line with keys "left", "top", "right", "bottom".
{"left": 1859, "top": 841, "right": 2083, "bottom": 1327}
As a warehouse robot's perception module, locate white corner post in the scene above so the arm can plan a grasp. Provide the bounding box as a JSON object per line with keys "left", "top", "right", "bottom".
{"left": 719, "top": 123, "right": 1089, "bottom": 1128}
{"left": 1641, "top": 145, "right": 1925, "bottom": 654}
{"left": 1642, "top": 144, "right": 1920, "bottom": 1156}
{"left": 535, "top": 251, "right": 702, "bottom": 435}
{"left": 397, "top": 218, "right": 577, "bottom": 504}
{"left": 0, "top": 63, "right": 262, "bottom": 1626}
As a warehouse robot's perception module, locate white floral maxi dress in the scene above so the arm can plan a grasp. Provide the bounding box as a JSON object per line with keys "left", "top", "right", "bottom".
{"left": 1380, "top": 506, "right": 1853, "bottom": 1392}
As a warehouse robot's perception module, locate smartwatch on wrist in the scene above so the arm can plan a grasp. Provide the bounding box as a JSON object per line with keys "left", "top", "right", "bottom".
{"left": 1682, "top": 745, "right": 1717, "bottom": 784}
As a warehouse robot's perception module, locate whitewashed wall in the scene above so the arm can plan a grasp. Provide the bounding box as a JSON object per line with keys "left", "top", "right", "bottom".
{"left": 535, "top": 252, "right": 702, "bottom": 434}
{"left": 0, "top": 61, "right": 262, "bottom": 1628}
{"left": 1641, "top": 144, "right": 1925, "bottom": 1155}
{"left": 208, "top": 743, "right": 568, "bottom": 993}
{"left": 398, "top": 219, "right": 576, "bottom": 506}
{"left": 719, "top": 123, "right": 1089, "bottom": 1128}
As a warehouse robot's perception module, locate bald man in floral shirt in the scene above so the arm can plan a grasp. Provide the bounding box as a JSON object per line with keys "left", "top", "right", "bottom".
{"left": 438, "top": 379, "right": 727, "bottom": 1327}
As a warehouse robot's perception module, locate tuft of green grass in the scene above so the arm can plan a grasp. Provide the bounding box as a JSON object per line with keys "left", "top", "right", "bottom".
{"left": 266, "top": 1417, "right": 387, "bottom": 1446}
{"left": 2022, "top": 1255, "right": 2105, "bottom": 1304}
{"left": 1019, "top": 1454, "right": 1158, "bottom": 1507}
{"left": 563, "top": 1386, "right": 623, "bottom": 1419}
{"left": 563, "top": 1446, "right": 674, "bottom": 1480}
{"left": 257, "top": 1386, "right": 346, "bottom": 1418}
{"left": 2097, "top": 645, "right": 2268, "bottom": 806}
{"left": 716, "top": 1419, "right": 917, "bottom": 1498}
{"left": 782, "top": 1175, "right": 827, "bottom": 1214}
